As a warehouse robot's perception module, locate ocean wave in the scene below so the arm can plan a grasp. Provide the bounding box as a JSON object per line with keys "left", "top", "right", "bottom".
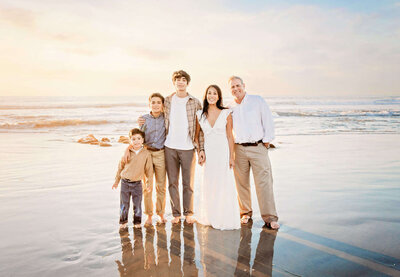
{"left": 267, "top": 97, "right": 400, "bottom": 106}
{"left": 276, "top": 110, "right": 400, "bottom": 117}
{"left": 0, "top": 119, "right": 111, "bottom": 129}
{"left": 0, "top": 102, "right": 147, "bottom": 110}
{"left": 2, "top": 115, "right": 52, "bottom": 120}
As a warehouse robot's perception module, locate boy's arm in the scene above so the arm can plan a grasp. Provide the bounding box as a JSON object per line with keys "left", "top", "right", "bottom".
{"left": 144, "top": 153, "right": 154, "bottom": 191}
{"left": 195, "top": 115, "right": 205, "bottom": 165}
{"left": 195, "top": 100, "right": 205, "bottom": 164}
{"left": 194, "top": 114, "right": 200, "bottom": 149}
{"left": 196, "top": 100, "right": 205, "bottom": 152}
{"left": 123, "top": 146, "right": 133, "bottom": 164}
{"left": 114, "top": 158, "right": 126, "bottom": 186}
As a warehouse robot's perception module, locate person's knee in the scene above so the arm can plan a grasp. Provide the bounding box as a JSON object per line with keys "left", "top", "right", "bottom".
{"left": 156, "top": 185, "right": 166, "bottom": 193}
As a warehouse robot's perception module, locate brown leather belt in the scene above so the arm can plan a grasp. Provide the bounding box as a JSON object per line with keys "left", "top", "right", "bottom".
{"left": 146, "top": 146, "right": 164, "bottom": 152}
{"left": 237, "top": 140, "right": 263, "bottom": 147}
{"left": 122, "top": 179, "right": 141, "bottom": 184}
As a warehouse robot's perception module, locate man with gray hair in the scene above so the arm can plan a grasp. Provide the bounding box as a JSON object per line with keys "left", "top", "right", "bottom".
{"left": 228, "top": 76, "right": 279, "bottom": 229}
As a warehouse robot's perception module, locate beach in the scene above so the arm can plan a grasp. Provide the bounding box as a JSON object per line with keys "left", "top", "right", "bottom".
{"left": 0, "top": 96, "right": 399, "bottom": 276}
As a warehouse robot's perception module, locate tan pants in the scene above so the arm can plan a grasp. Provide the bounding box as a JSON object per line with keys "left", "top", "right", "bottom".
{"left": 234, "top": 143, "right": 278, "bottom": 223}
{"left": 143, "top": 149, "right": 167, "bottom": 216}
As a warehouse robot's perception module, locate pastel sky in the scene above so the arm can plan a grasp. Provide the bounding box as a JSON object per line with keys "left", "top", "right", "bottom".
{"left": 1, "top": 0, "right": 399, "bottom": 97}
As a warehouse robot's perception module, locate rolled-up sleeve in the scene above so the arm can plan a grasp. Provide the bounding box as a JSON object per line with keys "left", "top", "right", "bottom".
{"left": 115, "top": 158, "right": 125, "bottom": 184}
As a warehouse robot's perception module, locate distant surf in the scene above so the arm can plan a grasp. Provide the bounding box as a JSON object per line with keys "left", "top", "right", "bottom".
{"left": 0, "top": 119, "right": 111, "bottom": 129}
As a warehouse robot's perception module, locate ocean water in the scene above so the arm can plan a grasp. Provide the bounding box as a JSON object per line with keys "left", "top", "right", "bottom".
{"left": 1, "top": 96, "right": 399, "bottom": 138}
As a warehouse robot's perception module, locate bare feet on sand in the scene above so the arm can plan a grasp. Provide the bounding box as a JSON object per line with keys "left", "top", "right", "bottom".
{"left": 185, "top": 215, "right": 196, "bottom": 224}
{"left": 156, "top": 215, "right": 167, "bottom": 224}
{"left": 265, "top": 221, "right": 280, "bottom": 230}
{"left": 240, "top": 215, "right": 251, "bottom": 224}
{"left": 119, "top": 223, "right": 127, "bottom": 229}
{"left": 144, "top": 216, "right": 152, "bottom": 226}
{"left": 171, "top": 217, "right": 180, "bottom": 224}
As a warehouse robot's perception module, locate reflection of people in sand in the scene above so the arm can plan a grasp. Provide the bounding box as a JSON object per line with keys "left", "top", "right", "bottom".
{"left": 155, "top": 224, "right": 169, "bottom": 275}
{"left": 169, "top": 223, "right": 182, "bottom": 275}
{"left": 144, "top": 225, "right": 156, "bottom": 275}
{"left": 116, "top": 223, "right": 199, "bottom": 276}
{"left": 197, "top": 224, "right": 241, "bottom": 275}
{"left": 183, "top": 222, "right": 199, "bottom": 276}
{"left": 235, "top": 221, "right": 276, "bottom": 276}
{"left": 115, "top": 227, "right": 146, "bottom": 276}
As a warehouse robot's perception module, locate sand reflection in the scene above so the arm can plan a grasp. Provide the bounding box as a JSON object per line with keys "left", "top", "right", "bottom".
{"left": 115, "top": 221, "right": 276, "bottom": 276}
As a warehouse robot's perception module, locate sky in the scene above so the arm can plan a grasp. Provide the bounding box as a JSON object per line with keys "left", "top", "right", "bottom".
{"left": 0, "top": 0, "right": 399, "bottom": 98}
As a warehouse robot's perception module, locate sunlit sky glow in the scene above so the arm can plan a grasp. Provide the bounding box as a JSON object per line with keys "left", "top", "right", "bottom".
{"left": 1, "top": 0, "right": 399, "bottom": 97}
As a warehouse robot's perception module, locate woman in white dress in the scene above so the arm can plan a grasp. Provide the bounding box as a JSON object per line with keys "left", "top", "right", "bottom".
{"left": 195, "top": 85, "right": 240, "bottom": 230}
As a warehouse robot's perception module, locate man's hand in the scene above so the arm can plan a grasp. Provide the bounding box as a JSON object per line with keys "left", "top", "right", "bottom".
{"left": 198, "top": 150, "right": 206, "bottom": 166}
{"left": 112, "top": 182, "right": 119, "bottom": 190}
{"left": 263, "top": 142, "right": 270, "bottom": 149}
{"left": 137, "top": 116, "right": 145, "bottom": 127}
{"left": 123, "top": 145, "right": 133, "bottom": 163}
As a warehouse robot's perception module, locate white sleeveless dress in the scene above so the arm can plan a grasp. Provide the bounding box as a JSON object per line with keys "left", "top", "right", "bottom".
{"left": 195, "top": 109, "right": 240, "bottom": 230}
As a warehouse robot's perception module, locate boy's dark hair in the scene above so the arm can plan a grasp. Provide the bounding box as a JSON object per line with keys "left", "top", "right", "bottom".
{"left": 129, "top": 128, "right": 145, "bottom": 140}
{"left": 149, "top": 92, "right": 165, "bottom": 104}
{"left": 172, "top": 70, "right": 191, "bottom": 84}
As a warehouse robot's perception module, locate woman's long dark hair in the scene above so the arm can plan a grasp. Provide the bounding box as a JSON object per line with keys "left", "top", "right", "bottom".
{"left": 201, "top": 84, "right": 226, "bottom": 118}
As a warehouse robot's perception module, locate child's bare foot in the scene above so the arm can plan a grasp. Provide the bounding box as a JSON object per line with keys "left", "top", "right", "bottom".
{"left": 185, "top": 215, "right": 196, "bottom": 224}
{"left": 171, "top": 216, "right": 180, "bottom": 224}
{"left": 240, "top": 215, "right": 251, "bottom": 224}
{"left": 156, "top": 215, "right": 167, "bottom": 224}
{"left": 144, "top": 216, "right": 152, "bottom": 226}
{"left": 133, "top": 223, "right": 141, "bottom": 228}
{"left": 119, "top": 223, "right": 127, "bottom": 229}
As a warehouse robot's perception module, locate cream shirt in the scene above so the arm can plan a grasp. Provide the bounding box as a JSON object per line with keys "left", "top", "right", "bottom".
{"left": 228, "top": 93, "right": 275, "bottom": 143}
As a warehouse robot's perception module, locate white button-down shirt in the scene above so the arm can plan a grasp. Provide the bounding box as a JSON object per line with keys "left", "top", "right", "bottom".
{"left": 228, "top": 93, "right": 275, "bottom": 143}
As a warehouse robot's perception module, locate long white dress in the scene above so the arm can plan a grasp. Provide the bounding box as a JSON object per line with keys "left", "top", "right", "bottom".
{"left": 195, "top": 109, "right": 240, "bottom": 230}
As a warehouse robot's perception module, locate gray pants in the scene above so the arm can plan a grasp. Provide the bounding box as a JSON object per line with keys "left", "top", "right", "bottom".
{"left": 119, "top": 179, "right": 142, "bottom": 224}
{"left": 165, "top": 147, "right": 196, "bottom": 217}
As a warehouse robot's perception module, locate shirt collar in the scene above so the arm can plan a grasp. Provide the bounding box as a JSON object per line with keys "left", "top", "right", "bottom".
{"left": 233, "top": 92, "right": 248, "bottom": 106}
{"left": 130, "top": 146, "right": 143, "bottom": 154}
{"left": 149, "top": 112, "right": 164, "bottom": 119}
{"left": 168, "top": 92, "right": 194, "bottom": 100}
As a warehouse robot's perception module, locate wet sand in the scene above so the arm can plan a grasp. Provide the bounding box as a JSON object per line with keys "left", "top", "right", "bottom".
{"left": 0, "top": 133, "right": 399, "bottom": 276}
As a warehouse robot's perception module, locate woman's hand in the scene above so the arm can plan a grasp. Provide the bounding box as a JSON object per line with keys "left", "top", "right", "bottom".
{"left": 229, "top": 156, "right": 235, "bottom": 169}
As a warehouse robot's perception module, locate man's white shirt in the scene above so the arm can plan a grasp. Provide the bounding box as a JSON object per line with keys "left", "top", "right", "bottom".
{"left": 228, "top": 93, "right": 275, "bottom": 143}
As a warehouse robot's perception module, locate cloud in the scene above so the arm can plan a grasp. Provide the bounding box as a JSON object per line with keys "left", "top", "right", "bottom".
{"left": 0, "top": 4, "right": 36, "bottom": 29}
{"left": 0, "top": 0, "right": 399, "bottom": 96}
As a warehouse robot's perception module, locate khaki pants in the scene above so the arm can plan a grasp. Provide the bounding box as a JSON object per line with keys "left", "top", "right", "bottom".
{"left": 143, "top": 149, "right": 167, "bottom": 216}
{"left": 233, "top": 143, "right": 278, "bottom": 223}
